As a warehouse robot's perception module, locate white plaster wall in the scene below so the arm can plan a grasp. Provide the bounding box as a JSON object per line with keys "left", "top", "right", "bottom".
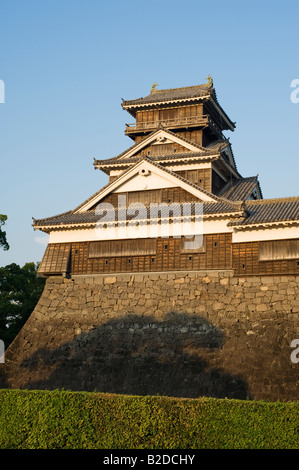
{"left": 114, "top": 172, "right": 177, "bottom": 192}
{"left": 232, "top": 225, "right": 299, "bottom": 243}
{"left": 47, "top": 221, "right": 299, "bottom": 244}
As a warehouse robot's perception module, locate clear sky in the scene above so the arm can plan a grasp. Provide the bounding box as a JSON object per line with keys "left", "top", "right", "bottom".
{"left": 0, "top": 0, "right": 298, "bottom": 268}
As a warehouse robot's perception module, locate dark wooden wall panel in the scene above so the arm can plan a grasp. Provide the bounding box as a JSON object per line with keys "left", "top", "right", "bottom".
{"left": 175, "top": 168, "right": 211, "bottom": 192}
{"left": 232, "top": 240, "right": 299, "bottom": 275}
{"left": 98, "top": 187, "right": 202, "bottom": 209}
{"left": 69, "top": 233, "right": 233, "bottom": 275}
{"left": 43, "top": 237, "right": 299, "bottom": 277}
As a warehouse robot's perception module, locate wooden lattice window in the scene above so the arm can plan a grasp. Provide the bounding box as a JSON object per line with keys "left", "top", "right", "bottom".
{"left": 159, "top": 108, "right": 177, "bottom": 121}
{"left": 259, "top": 239, "right": 299, "bottom": 261}
{"left": 88, "top": 238, "right": 156, "bottom": 258}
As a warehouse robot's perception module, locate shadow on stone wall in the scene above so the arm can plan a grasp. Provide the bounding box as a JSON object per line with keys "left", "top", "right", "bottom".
{"left": 17, "top": 312, "right": 250, "bottom": 399}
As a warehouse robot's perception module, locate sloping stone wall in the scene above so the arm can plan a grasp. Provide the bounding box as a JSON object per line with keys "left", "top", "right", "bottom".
{"left": 1, "top": 271, "right": 298, "bottom": 401}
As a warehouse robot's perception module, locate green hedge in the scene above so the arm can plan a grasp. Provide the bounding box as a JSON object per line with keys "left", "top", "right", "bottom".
{"left": 0, "top": 389, "right": 298, "bottom": 449}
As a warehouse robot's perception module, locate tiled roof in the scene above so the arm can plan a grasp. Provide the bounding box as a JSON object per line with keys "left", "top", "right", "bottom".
{"left": 33, "top": 201, "right": 243, "bottom": 230}
{"left": 33, "top": 210, "right": 100, "bottom": 227}
{"left": 228, "top": 197, "right": 299, "bottom": 227}
{"left": 34, "top": 192, "right": 299, "bottom": 231}
{"left": 218, "top": 177, "right": 259, "bottom": 201}
{"left": 122, "top": 81, "right": 235, "bottom": 130}
{"left": 95, "top": 147, "right": 226, "bottom": 168}
{"left": 94, "top": 129, "right": 230, "bottom": 169}
{"left": 122, "top": 83, "right": 212, "bottom": 108}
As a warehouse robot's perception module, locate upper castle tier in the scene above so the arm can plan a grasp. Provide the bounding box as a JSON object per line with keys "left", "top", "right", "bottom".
{"left": 94, "top": 78, "right": 261, "bottom": 200}
{"left": 122, "top": 77, "right": 235, "bottom": 144}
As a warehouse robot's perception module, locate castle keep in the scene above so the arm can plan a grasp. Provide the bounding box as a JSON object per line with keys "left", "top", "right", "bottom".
{"left": 34, "top": 78, "right": 299, "bottom": 278}
{"left": 1, "top": 78, "right": 299, "bottom": 400}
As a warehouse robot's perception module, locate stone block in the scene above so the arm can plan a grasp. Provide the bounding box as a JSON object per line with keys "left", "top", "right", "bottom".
{"left": 212, "top": 302, "right": 225, "bottom": 311}
{"left": 104, "top": 277, "right": 117, "bottom": 285}
{"left": 256, "top": 304, "right": 269, "bottom": 312}
{"left": 272, "top": 294, "right": 285, "bottom": 302}
{"left": 174, "top": 278, "right": 185, "bottom": 284}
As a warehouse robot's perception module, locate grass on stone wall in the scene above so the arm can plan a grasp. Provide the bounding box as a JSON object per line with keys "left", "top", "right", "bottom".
{"left": 0, "top": 389, "right": 298, "bottom": 449}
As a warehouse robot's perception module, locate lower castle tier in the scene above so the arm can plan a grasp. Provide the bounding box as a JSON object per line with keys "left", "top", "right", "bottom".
{"left": 33, "top": 80, "right": 299, "bottom": 278}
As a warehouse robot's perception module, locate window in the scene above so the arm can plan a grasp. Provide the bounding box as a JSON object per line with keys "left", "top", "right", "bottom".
{"left": 159, "top": 108, "right": 177, "bottom": 121}
{"left": 89, "top": 239, "right": 156, "bottom": 258}
{"left": 259, "top": 239, "right": 299, "bottom": 261}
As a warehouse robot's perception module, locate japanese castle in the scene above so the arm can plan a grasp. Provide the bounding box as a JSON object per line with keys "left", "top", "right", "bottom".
{"left": 34, "top": 77, "right": 299, "bottom": 278}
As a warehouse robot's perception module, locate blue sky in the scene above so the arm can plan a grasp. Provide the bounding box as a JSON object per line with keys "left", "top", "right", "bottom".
{"left": 0, "top": 0, "right": 298, "bottom": 267}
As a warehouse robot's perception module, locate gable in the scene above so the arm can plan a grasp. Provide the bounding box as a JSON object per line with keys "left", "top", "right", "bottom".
{"left": 114, "top": 166, "right": 180, "bottom": 192}
{"left": 118, "top": 129, "right": 204, "bottom": 161}
{"left": 134, "top": 140, "right": 191, "bottom": 159}
{"left": 99, "top": 187, "right": 204, "bottom": 208}
{"left": 76, "top": 159, "right": 219, "bottom": 213}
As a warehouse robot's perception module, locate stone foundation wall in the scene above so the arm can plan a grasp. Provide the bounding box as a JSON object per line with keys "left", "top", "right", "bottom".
{"left": 1, "top": 271, "right": 298, "bottom": 401}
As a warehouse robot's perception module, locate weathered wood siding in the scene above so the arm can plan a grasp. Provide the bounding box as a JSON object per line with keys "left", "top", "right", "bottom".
{"left": 69, "top": 233, "right": 232, "bottom": 275}
{"left": 38, "top": 237, "right": 299, "bottom": 277}
{"left": 176, "top": 130, "right": 203, "bottom": 146}
{"left": 134, "top": 130, "right": 203, "bottom": 146}
{"left": 174, "top": 168, "right": 211, "bottom": 192}
{"left": 98, "top": 187, "right": 202, "bottom": 208}
{"left": 232, "top": 239, "right": 299, "bottom": 275}
{"left": 89, "top": 239, "right": 156, "bottom": 258}
{"left": 259, "top": 239, "right": 299, "bottom": 261}
{"left": 137, "top": 141, "right": 191, "bottom": 157}
{"left": 136, "top": 104, "right": 204, "bottom": 126}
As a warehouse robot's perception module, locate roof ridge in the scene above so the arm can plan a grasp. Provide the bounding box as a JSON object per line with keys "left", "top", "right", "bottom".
{"left": 246, "top": 196, "right": 299, "bottom": 205}
{"left": 122, "top": 83, "right": 212, "bottom": 106}
{"left": 153, "top": 83, "right": 211, "bottom": 94}
{"left": 95, "top": 151, "right": 219, "bottom": 166}
{"left": 121, "top": 84, "right": 213, "bottom": 109}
